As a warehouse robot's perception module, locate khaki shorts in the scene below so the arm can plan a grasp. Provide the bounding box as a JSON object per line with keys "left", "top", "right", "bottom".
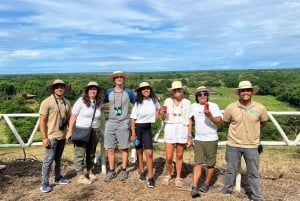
{"left": 194, "top": 140, "right": 218, "bottom": 167}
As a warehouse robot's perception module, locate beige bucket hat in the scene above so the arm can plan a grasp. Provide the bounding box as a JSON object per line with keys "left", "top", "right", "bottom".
{"left": 233, "top": 80, "right": 259, "bottom": 95}
{"left": 108, "top": 70, "right": 129, "bottom": 82}
{"left": 167, "top": 81, "right": 187, "bottom": 92}
{"left": 47, "top": 79, "right": 71, "bottom": 92}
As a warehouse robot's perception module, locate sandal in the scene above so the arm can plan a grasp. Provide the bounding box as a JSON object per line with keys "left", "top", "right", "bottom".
{"left": 162, "top": 175, "right": 171, "bottom": 186}
{"left": 175, "top": 178, "right": 183, "bottom": 188}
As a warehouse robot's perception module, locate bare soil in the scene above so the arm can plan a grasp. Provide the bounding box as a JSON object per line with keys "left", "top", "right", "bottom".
{"left": 0, "top": 145, "right": 299, "bottom": 201}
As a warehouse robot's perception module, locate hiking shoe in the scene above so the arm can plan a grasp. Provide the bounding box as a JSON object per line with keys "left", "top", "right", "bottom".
{"left": 191, "top": 186, "right": 200, "bottom": 198}
{"left": 139, "top": 172, "right": 146, "bottom": 181}
{"left": 219, "top": 188, "right": 231, "bottom": 195}
{"left": 104, "top": 171, "right": 116, "bottom": 182}
{"left": 199, "top": 183, "right": 209, "bottom": 193}
{"left": 54, "top": 176, "right": 70, "bottom": 185}
{"left": 120, "top": 170, "right": 128, "bottom": 182}
{"left": 77, "top": 176, "right": 93, "bottom": 184}
{"left": 40, "top": 182, "right": 52, "bottom": 193}
{"left": 147, "top": 177, "right": 155, "bottom": 188}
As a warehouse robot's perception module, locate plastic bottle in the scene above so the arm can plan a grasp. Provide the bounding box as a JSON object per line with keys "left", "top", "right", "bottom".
{"left": 131, "top": 148, "right": 136, "bottom": 163}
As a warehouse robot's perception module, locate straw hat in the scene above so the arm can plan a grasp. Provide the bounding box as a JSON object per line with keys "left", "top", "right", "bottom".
{"left": 83, "top": 81, "right": 102, "bottom": 91}
{"left": 135, "top": 81, "right": 152, "bottom": 92}
{"left": 167, "top": 81, "right": 187, "bottom": 92}
{"left": 108, "top": 70, "right": 129, "bottom": 82}
{"left": 233, "top": 80, "right": 259, "bottom": 95}
{"left": 193, "top": 86, "right": 211, "bottom": 95}
{"left": 47, "top": 79, "right": 71, "bottom": 92}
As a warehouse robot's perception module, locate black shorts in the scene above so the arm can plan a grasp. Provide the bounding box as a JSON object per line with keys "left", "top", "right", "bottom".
{"left": 135, "top": 123, "right": 153, "bottom": 150}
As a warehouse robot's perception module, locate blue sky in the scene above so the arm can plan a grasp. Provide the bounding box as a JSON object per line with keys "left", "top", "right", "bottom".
{"left": 0, "top": 0, "right": 300, "bottom": 74}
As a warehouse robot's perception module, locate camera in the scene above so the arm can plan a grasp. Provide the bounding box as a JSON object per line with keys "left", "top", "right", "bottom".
{"left": 114, "top": 107, "right": 122, "bottom": 116}
{"left": 59, "top": 117, "right": 68, "bottom": 130}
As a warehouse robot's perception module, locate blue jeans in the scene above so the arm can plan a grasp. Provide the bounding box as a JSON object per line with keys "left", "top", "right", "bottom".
{"left": 41, "top": 139, "right": 66, "bottom": 183}
{"left": 223, "top": 145, "right": 262, "bottom": 201}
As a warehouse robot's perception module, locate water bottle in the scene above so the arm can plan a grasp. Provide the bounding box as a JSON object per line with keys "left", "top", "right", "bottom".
{"left": 131, "top": 148, "right": 136, "bottom": 163}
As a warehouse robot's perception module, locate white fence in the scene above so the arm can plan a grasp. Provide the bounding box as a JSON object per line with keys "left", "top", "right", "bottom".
{"left": 0, "top": 111, "right": 299, "bottom": 188}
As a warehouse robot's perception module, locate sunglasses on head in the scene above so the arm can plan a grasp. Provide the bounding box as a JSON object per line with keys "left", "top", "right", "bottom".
{"left": 196, "top": 92, "right": 208, "bottom": 97}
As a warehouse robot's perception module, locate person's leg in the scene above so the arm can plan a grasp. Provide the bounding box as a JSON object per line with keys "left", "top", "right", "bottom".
{"left": 54, "top": 139, "right": 66, "bottom": 181}
{"left": 222, "top": 145, "right": 242, "bottom": 193}
{"left": 165, "top": 143, "right": 174, "bottom": 176}
{"left": 121, "top": 148, "right": 129, "bottom": 169}
{"left": 175, "top": 143, "right": 185, "bottom": 179}
{"left": 86, "top": 130, "right": 99, "bottom": 172}
{"left": 41, "top": 141, "right": 56, "bottom": 184}
{"left": 137, "top": 148, "right": 144, "bottom": 172}
{"left": 145, "top": 149, "right": 153, "bottom": 178}
{"left": 243, "top": 148, "right": 262, "bottom": 201}
{"left": 107, "top": 148, "right": 115, "bottom": 171}
{"left": 192, "top": 164, "right": 202, "bottom": 187}
{"left": 203, "top": 140, "right": 218, "bottom": 186}
{"left": 74, "top": 142, "right": 86, "bottom": 175}
{"left": 192, "top": 140, "right": 205, "bottom": 187}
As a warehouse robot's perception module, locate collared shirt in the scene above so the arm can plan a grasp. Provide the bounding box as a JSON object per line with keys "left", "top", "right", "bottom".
{"left": 223, "top": 100, "right": 268, "bottom": 148}
{"left": 39, "top": 95, "right": 71, "bottom": 140}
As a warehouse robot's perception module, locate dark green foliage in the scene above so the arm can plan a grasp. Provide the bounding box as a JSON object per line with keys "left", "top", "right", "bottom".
{"left": 0, "top": 69, "right": 299, "bottom": 142}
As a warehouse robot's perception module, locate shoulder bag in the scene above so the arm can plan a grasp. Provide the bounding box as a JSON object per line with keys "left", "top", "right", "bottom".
{"left": 71, "top": 105, "right": 97, "bottom": 143}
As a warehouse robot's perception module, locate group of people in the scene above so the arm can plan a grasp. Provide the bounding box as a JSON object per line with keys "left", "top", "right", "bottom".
{"left": 39, "top": 70, "right": 268, "bottom": 201}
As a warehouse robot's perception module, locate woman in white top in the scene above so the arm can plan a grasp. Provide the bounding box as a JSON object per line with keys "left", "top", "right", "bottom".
{"left": 66, "top": 81, "right": 103, "bottom": 184}
{"left": 130, "top": 82, "right": 160, "bottom": 188}
{"left": 161, "top": 81, "right": 193, "bottom": 188}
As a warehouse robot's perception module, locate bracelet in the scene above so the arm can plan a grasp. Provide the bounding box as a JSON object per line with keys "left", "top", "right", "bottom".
{"left": 188, "top": 135, "right": 193, "bottom": 140}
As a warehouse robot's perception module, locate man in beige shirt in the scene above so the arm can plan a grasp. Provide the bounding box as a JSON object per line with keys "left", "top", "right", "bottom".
{"left": 39, "top": 79, "right": 71, "bottom": 193}
{"left": 220, "top": 80, "right": 268, "bottom": 201}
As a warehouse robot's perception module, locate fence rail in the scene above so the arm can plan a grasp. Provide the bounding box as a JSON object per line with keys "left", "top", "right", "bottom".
{"left": 1, "top": 111, "right": 300, "bottom": 148}
{"left": 0, "top": 111, "right": 299, "bottom": 188}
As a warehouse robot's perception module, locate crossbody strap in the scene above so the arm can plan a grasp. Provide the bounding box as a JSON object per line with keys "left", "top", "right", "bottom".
{"left": 90, "top": 104, "right": 97, "bottom": 128}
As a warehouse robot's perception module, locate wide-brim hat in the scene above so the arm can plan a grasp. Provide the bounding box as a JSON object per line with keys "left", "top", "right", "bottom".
{"left": 167, "top": 81, "right": 187, "bottom": 92}
{"left": 47, "top": 79, "right": 71, "bottom": 92}
{"left": 83, "top": 81, "right": 102, "bottom": 91}
{"left": 233, "top": 80, "right": 259, "bottom": 95}
{"left": 108, "top": 70, "right": 129, "bottom": 82}
{"left": 135, "top": 81, "right": 152, "bottom": 92}
{"left": 193, "top": 86, "right": 211, "bottom": 95}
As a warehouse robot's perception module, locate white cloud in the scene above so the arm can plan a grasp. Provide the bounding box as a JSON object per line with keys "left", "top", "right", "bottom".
{"left": 0, "top": 0, "right": 300, "bottom": 74}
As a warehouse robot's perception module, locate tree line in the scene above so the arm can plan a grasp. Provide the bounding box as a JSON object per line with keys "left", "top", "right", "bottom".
{"left": 0, "top": 69, "right": 299, "bottom": 143}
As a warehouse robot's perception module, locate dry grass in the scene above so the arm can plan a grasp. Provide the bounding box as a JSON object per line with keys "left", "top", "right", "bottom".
{"left": 0, "top": 144, "right": 299, "bottom": 201}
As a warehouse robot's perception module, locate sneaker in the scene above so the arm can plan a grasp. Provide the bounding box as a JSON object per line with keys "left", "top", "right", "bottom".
{"left": 147, "top": 178, "right": 155, "bottom": 188}
{"left": 139, "top": 172, "right": 146, "bottom": 181}
{"left": 77, "top": 176, "right": 93, "bottom": 184}
{"left": 219, "top": 188, "right": 231, "bottom": 195}
{"left": 120, "top": 170, "right": 128, "bottom": 182}
{"left": 40, "top": 182, "right": 52, "bottom": 193}
{"left": 191, "top": 186, "right": 200, "bottom": 198}
{"left": 104, "top": 171, "right": 116, "bottom": 182}
{"left": 199, "top": 183, "right": 209, "bottom": 193}
{"left": 54, "top": 176, "right": 70, "bottom": 185}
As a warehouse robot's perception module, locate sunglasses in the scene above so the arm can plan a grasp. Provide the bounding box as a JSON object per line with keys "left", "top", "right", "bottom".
{"left": 196, "top": 92, "right": 208, "bottom": 97}
{"left": 239, "top": 88, "right": 252, "bottom": 92}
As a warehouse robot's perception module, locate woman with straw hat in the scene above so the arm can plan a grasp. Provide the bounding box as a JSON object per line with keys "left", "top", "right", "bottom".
{"left": 66, "top": 81, "right": 103, "bottom": 184}
{"left": 130, "top": 81, "right": 160, "bottom": 188}
{"left": 161, "top": 81, "right": 193, "bottom": 188}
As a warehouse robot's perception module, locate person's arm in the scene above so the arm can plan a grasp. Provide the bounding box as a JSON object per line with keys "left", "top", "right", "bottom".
{"left": 130, "top": 118, "right": 137, "bottom": 143}
{"left": 187, "top": 118, "right": 193, "bottom": 147}
{"left": 66, "top": 113, "right": 77, "bottom": 140}
{"left": 39, "top": 114, "right": 50, "bottom": 148}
